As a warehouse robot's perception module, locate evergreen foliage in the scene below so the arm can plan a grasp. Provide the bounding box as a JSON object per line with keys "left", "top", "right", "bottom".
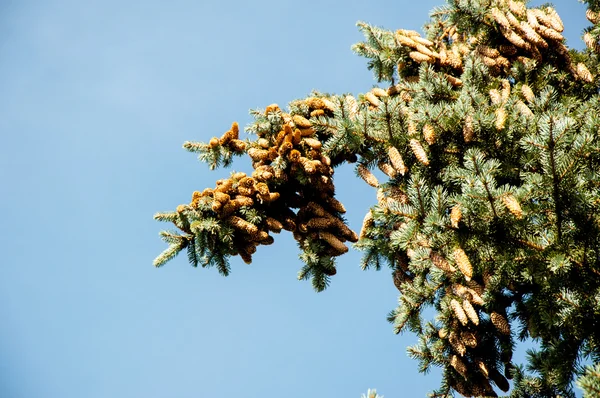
{"left": 154, "top": 0, "right": 600, "bottom": 396}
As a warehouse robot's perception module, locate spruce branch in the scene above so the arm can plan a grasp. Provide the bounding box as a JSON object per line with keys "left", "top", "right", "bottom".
{"left": 154, "top": 2, "right": 600, "bottom": 396}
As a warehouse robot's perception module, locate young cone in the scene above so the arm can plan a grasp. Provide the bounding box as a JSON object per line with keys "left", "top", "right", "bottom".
{"left": 495, "top": 107, "right": 507, "bottom": 130}
{"left": 450, "top": 204, "right": 462, "bottom": 228}
{"left": 463, "top": 115, "right": 474, "bottom": 142}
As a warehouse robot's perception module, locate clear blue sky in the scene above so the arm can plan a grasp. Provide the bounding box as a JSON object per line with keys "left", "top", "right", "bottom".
{"left": 0, "top": 1, "right": 590, "bottom": 397}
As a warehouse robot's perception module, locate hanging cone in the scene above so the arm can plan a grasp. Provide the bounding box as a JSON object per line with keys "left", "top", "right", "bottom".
{"left": 584, "top": 32, "right": 600, "bottom": 53}
{"left": 423, "top": 124, "right": 436, "bottom": 145}
{"left": 466, "top": 280, "right": 485, "bottom": 296}
{"left": 499, "top": 44, "right": 518, "bottom": 56}
{"left": 490, "top": 311, "right": 511, "bottom": 335}
{"left": 228, "top": 216, "right": 259, "bottom": 235}
{"left": 467, "top": 289, "right": 485, "bottom": 306}
{"left": 461, "top": 330, "right": 478, "bottom": 348}
{"left": 449, "top": 331, "right": 467, "bottom": 356}
{"left": 477, "top": 360, "right": 489, "bottom": 377}
{"left": 293, "top": 115, "right": 312, "bottom": 128}
{"left": 409, "top": 51, "right": 433, "bottom": 63}
{"left": 490, "top": 368, "right": 510, "bottom": 392}
{"left": 508, "top": 0, "right": 526, "bottom": 17}
{"left": 500, "top": 26, "right": 531, "bottom": 50}
{"left": 359, "top": 211, "right": 374, "bottom": 239}
{"left": 371, "top": 87, "right": 388, "bottom": 97}
{"left": 444, "top": 74, "right": 463, "bottom": 87}
{"left": 357, "top": 164, "right": 379, "bottom": 187}
{"left": 544, "top": 7, "right": 564, "bottom": 32}
{"left": 410, "top": 139, "right": 429, "bottom": 166}
{"left": 462, "top": 300, "right": 480, "bottom": 325}
{"left": 345, "top": 95, "right": 359, "bottom": 119}
{"left": 490, "top": 8, "right": 511, "bottom": 30}
{"left": 388, "top": 146, "right": 408, "bottom": 175}
{"left": 438, "top": 328, "right": 448, "bottom": 339}
{"left": 450, "top": 204, "right": 462, "bottom": 228}
{"left": 516, "top": 100, "right": 534, "bottom": 117}
{"left": 378, "top": 161, "right": 397, "bottom": 178}
{"left": 502, "top": 194, "right": 523, "bottom": 219}
{"left": 576, "top": 62, "right": 594, "bottom": 83}
{"left": 489, "top": 89, "right": 502, "bottom": 105}
{"left": 450, "top": 355, "right": 468, "bottom": 378}
{"left": 463, "top": 115, "right": 474, "bottom": 142}
{"left": 495, "top": 107, "right": 507, "bottom": 130}
{"left": 476, "top": 45, "right": 499, "bottom": 58}
{"left": 500, "top": 79, "right": 511, "bottom": 103}
{"left": 265, "top": 217, "right": 283, "bottom": 233}
{"left": 319, "top": 231, "right": 349, "bottom": 254}
{"left": 451, "top": 299, "right": 469, "bottom": 326}
{"left": 364, "top": 92, "right": 380, "bottom": 107}
{"left": 453, "top": 247, "right": 473, "bottom": 281}
{"left": 532, "top": 20, "right": 564, "bottom": 41}
{"left": 307, "top": 217, "right": 334, "bottom": 230}
{"left": 325, "top": 197, "right": 346, "bottom": 213}
{"left": 505, "top": 8, "right": 521, "bottom": 30}
{"left": 520, "top": 21, "right": 548, "bottom": 48}
{"left": 305, "top": 97, "right": 325, "bottom": 110}
{"left": 587, "top": 9, "right": 600, "bottom": 24}
{"left": 431, "top": 251, "right": 456, "bottom": 273}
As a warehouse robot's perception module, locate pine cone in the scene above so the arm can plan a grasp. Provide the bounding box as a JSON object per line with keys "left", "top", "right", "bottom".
{"left": 450, "top": 355, "right": 468, "bottom": 378}
{"left": 423, "top": 124, "right": 436, "bottom": 145}
{"left": 357, "top": 164, "right": 379, "bottom": 187}
{"left": 490, "top": 312, "right": 511, "bottom": 335}
{"left": 453, "top": 247, "right": 473, "bottom": 281}
{"left": 451, "top": 299, "right": 469, "bottom": 326}
{"left": 409, "top": 139, "right": 429, "bottom": 166}
{"left": 462, "top": 300, "right": 479, "bottom": 325}
{"left": 502, "top": 194, "right": 523, "bottom": 219}
{"left": 431, "top": 251, "right": 456, "bottom": 273}
{"left": 388, "top": 146, "right": 408, "bottom": 175}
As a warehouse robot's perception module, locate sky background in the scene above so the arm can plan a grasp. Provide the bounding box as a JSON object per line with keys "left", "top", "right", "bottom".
{"left": 0, "top": 1, "right": 591, "bottom": 397}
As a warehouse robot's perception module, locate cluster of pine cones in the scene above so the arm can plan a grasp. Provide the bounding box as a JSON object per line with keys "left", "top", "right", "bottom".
{"left": 184, "top": 102, "right": 357, "bottom": 272}
{"left": 393, "top": 0, "right": 593, "bottom": 83}
{"left": 428, "top": 210, "right": 514, "bottom": 397}
{"left": 442, "top": 279, "right": 513, "bottom": 397}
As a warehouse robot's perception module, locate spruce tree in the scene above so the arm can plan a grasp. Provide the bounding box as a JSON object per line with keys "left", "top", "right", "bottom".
{"left": 154, "top": 0, "right": 600, "bottom": 396}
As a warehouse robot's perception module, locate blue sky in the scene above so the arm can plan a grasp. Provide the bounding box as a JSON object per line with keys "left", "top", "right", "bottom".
{"left": 0, "top": 1, "right": 591, "bottom": 397}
